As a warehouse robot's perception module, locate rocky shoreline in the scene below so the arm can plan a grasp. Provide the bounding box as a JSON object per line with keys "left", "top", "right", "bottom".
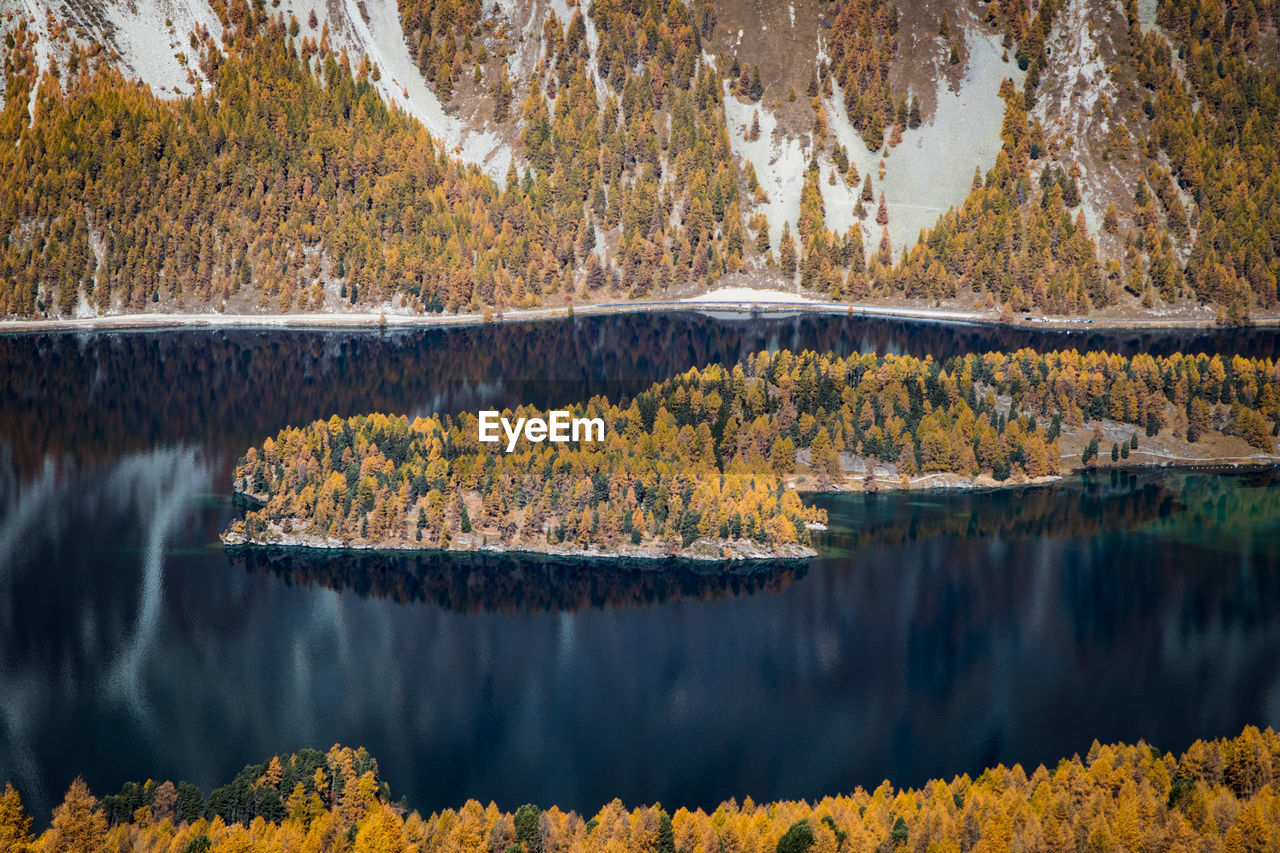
{"left": 220, "top": 522, "right": 817, "bottom": 562}
{"left": 222, "top": 469, "right": 1061, "bottom": 561}
{"left": 791, "top": 470, "right": 1064, "bottom": 494}
{"left": 223, "top": 459, "right": 1279, "bottom": 560}
{"left": 221, "top": 469, "right": 1067, "bottom": 560}
{"left": 6, "top": 288, "right": 1279, "bottom": 335}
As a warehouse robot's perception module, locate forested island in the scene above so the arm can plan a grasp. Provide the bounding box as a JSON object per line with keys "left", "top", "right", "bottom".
{"left": 223, "top": 347, "right": 1280, "bottom": 559}
{"left": 5, "top": 726, "right": 1279, "bottom": 852}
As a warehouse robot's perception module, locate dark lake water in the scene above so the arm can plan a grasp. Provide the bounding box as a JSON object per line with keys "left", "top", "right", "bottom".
{"left": 3, "top": 312, "right": 1280, "bottom": 824}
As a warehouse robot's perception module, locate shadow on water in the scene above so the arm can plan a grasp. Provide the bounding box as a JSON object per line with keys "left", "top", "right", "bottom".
{"left": 812, "top": 469, "right": 1192, "bottom": 553}
{"left": 227, "top": 546, "right": 807, "bottom": 613}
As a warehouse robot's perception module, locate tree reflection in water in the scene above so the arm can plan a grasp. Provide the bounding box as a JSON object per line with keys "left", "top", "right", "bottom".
{"left": 4, "top": 313, "right": 1278, "bottom": 480}
{"left": 229, "top": 547, "right": 806, "bottom": 613}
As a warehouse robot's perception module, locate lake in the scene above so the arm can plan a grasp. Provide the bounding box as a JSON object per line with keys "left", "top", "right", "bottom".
{"left": 2, "top": 312, "right": 1279, "bottom": 824}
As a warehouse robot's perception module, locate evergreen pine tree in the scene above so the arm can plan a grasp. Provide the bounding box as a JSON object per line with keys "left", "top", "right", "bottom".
{"left": 780, "top": 222, "right": 798, "bottom": 278}
{"left": 749, "top": 65, "right": 764, "bottom": 101}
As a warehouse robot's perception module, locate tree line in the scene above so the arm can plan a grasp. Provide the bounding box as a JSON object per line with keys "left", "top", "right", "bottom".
{"left": 4, "top": 725, "right": 1280, "bottom": 852}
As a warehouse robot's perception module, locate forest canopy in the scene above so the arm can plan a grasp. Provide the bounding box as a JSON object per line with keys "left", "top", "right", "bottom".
{"left": 4, "top": 725, "right": 1280, "bottom": 852}
{"left": 2, "top": 0, "right": 1277, "bottom": 319}
{"left": 226, "top": 347, "right": 1280, "bottom": 558}
{"left": 0, "top": 0, "right": 746, "bottom": 318}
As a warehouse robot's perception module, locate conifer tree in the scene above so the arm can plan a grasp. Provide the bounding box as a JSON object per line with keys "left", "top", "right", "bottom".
{"left": 749, "top": 65, "right": 764, "bottom": 101}
{"left": 46, "top": 779, "right": 107, "bottom": 853}
{"left": 0, "top": 783, "right": 32, "bottom": 852}
{"left": 878, "top": 227, "right": 892, "bottom": 266}
{"left": 780, "top": 222, "right": 798, "bottom": 278}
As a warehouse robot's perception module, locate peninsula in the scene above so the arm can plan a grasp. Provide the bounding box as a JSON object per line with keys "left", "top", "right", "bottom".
{"left": 223, "top": 347, "right": 1280, "bottom": 559}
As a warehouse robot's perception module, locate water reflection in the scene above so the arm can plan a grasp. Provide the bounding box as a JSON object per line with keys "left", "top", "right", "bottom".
{"left": 4, "top": 314, "right": 1279, "bottom": 479}
{"left": 102, "top": 450, "right": 210, "bottom": 723}
{"left": 0, "top": 445, "right": 213, "bottom": 814}
{"left": 229, "top": 548, "right": 806, "bottom": 612}
{"left": 814, "top": 470, "right": 1187, "bottom": 553}
{"left": 801, "top": 472, "right": 1280, "bottom": 786}
{"left": 3, "top": 316, "right": 1280, "bottom": 826}
{"left": 6, "top": 451, "right": 1276, "bottom": 824}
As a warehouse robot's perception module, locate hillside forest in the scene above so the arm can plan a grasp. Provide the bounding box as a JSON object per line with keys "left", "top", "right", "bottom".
{"left": 0, "top": 0, "right": 1277, "bottom": 320}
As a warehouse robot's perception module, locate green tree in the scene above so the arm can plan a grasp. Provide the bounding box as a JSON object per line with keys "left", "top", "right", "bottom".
{"left": 749, "top": 64, "right": 764, "bottom": 101}
{"left": 514, "top": 803, "right": 542, "bottom": 853}
{"left": 1082, "top": 436, "right": 1098, "bottom": 466}
{"left": 890, "top": 815, "right": 909, "bottom": 846}
{"left": 777, "top": 819, "right": 814, "bottom": 853}
{"left": 657, "top": 810, "right": 675, "bottom": 853}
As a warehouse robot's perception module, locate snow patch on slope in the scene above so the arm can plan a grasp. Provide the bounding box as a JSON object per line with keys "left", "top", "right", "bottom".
{"left": 1034, "top": 0, "right": 1121, "bottom": 235}
{"left": 494, "top": 0, "right": 541, "bottom": 82}
{"left": 100, "top": 0, "right": 219, "bottom": 96}
{"left": 808, "top": 43, "right": 861, "bottom": 238}
{"left": 546, "top": 0, "right": 574, "bottom": 28}
{"left": 817, "top": 164, "right": 861, "bottom": 237}
{"left": 723, "top": 92, "right": 807, "bottom": 253}
{"left": 1038, "top": 0, "right": 1113, "bottom": 126}
{"left": 1136, "top": 0, "right": 1158, "bottom": 30}
{"left": 16, "top": 0, "right": 51, "bottom": 119}
{"left": 331, "top": 0, "right": 510, "bottom": 179}
{"left": 823, "top": 25, "right": 1012, "bottom": 255}
{"left": 15, "top": 0, "right": 221, "bottom": 101}
{"left": 682, "top": 286, "right": 830, "bottom": 306}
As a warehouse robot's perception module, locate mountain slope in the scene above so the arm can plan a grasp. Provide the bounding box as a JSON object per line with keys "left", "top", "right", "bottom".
{"left": 1, "top": 0, "right": 1277, "bottom": 322}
